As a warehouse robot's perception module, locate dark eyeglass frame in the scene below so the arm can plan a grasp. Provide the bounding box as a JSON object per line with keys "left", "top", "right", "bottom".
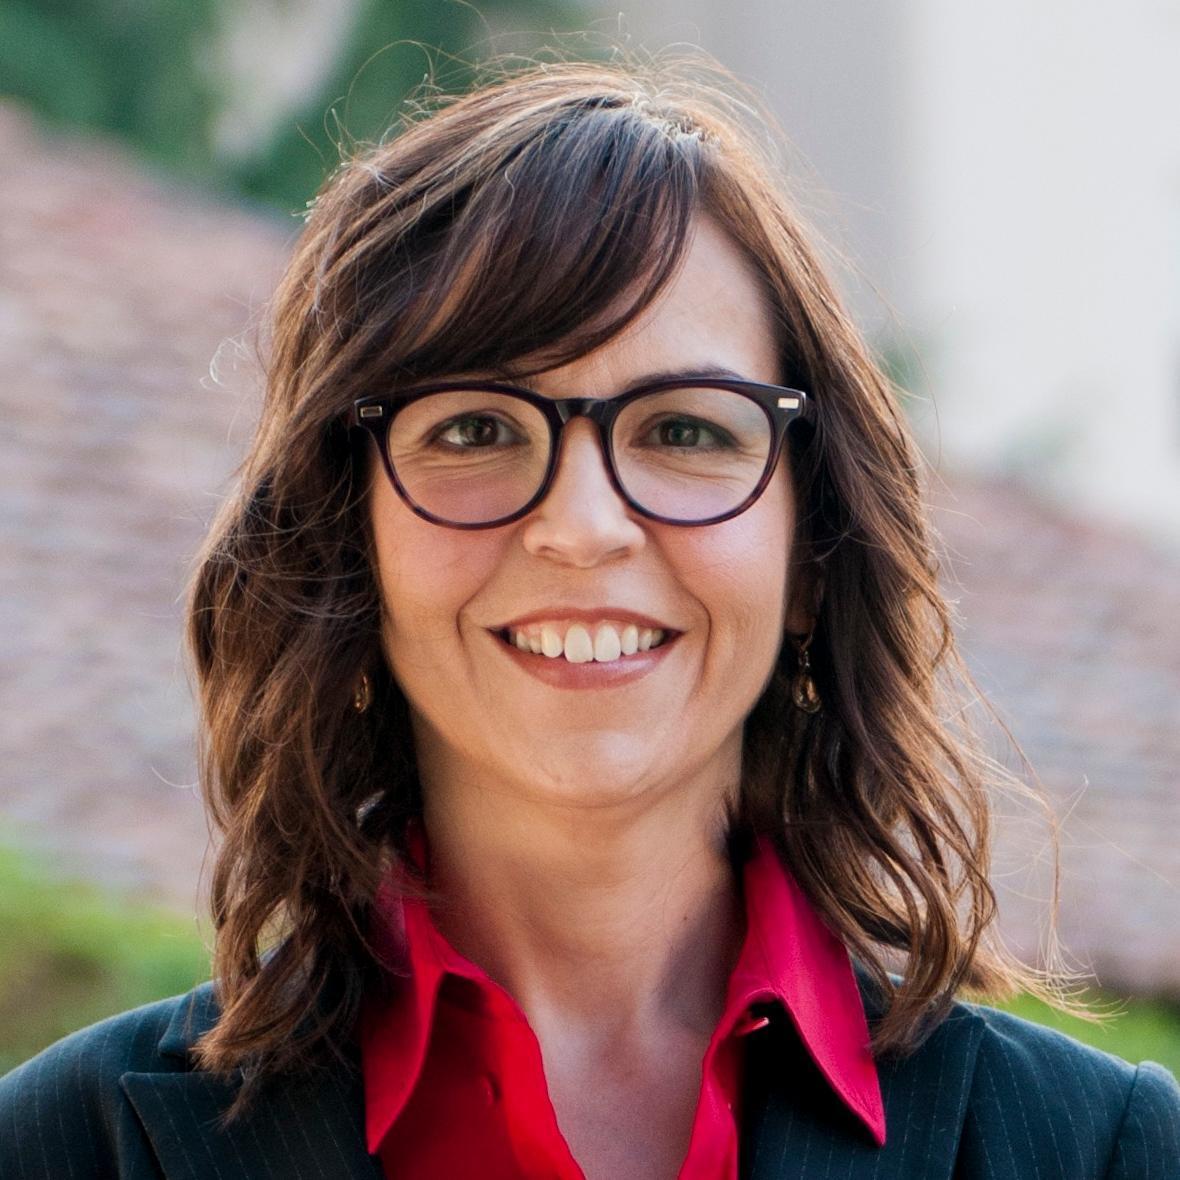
{"left": 348, "top": 376, "right": 815, "bottom": 529}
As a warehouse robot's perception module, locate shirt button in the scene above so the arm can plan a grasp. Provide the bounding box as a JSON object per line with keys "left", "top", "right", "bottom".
{"left": 478, "top": 1073, "right": 500, "bottom": 1106}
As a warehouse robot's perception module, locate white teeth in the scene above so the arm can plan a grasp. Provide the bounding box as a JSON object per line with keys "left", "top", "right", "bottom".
{"left": 593, "top": 624, "right": 622, "bottom": 662}
{"left": 563, "top": 624, "right": 595, "bottom": 663}
{"left": 540, "top": 624, "right": 564, "bottom": 658}
{"left": 507, "top": 621, "right": 671, "bottom": 663}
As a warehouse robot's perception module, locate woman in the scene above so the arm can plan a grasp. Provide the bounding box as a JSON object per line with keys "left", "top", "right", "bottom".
{"left": 2, "top": 53, "right": 1178, "bottom": 1179}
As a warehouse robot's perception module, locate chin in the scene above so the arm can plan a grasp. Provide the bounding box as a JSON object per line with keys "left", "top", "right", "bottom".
{"left": 508, "top": 746, "right": 668, "bottom": 808}
{"left": 540, "top": 761, "right": 654, "bottom": 799}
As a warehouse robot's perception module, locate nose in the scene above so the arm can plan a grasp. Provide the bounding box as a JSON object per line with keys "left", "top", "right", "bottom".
{"left": 518, "top": 418, "right": 646, "bottom": 567}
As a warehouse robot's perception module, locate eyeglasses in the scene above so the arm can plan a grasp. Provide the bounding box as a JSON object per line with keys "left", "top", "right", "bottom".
{"left": 348, "top": 376, "right": 814, "bottom": 529}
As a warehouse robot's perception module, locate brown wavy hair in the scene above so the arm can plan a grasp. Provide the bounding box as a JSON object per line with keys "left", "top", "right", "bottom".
{"left": 189, "top": 49, "right": 1072, "bottom": 1112}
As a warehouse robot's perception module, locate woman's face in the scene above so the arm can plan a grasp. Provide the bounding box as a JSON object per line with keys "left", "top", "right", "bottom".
{"left": 368, "top": 214, "right": 808, "bottom": 818}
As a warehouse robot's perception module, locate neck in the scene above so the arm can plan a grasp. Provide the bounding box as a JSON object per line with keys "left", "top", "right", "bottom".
{"left": 417, "top": 762, "right": 745, "bottom": 1045}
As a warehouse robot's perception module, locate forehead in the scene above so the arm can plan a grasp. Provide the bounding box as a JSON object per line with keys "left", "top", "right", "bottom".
{"left": 472, "top": 215, "right": 783, "bottom": 397}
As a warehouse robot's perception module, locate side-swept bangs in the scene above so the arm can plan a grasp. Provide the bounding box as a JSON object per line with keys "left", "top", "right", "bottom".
{"left": 290, "top": 86, "right": 724, "bottom": 412}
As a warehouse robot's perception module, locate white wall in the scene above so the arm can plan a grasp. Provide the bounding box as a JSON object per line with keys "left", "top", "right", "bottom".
{"left": 208, "top": 0, "right": 363, "bottom": 162}
{"left": 904, "top": 0, "right": 1180, "bottom": 540}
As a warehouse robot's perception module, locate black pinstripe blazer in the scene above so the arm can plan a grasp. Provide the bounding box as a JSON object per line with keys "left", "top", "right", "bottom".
{"left": 2, "top": 971, "right": 1179, "bottom": 1179}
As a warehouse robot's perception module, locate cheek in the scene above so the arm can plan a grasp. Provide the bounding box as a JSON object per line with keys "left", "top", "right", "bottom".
{"left": 673, "top": 473, "right": 794, "bottom": 655}
{"left": 702, "top": 469, "right": 792, "bottom": 585}
{"left": 675, "top": 519, "right": 790, "bottom": 633}
{"left": 368, "top": 485, "right": 493, "bottom": 657}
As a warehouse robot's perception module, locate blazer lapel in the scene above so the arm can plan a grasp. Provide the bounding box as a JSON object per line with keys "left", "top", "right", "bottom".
{"left": 741, "top": 975, "right": 986, "bottom": 1179}
{"left": 119, "top": 985, "right": 383, "bottom": 1180}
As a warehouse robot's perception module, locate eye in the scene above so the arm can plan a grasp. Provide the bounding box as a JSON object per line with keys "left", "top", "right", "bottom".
{"left": 432, "top": 414, "right": 523, "bottom": 449}
{"left": 642, "top": 415, "right": 737, "bottom": 450}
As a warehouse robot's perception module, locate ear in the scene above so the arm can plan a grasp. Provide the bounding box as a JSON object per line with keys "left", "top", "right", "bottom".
{"left": 784, "top": 560, "right": 823, "bottom": 638}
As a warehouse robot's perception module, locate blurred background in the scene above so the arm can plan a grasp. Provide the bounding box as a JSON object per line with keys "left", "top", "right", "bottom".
{"left": 1, "top": 0, "right": 1178, "bottom": 1072}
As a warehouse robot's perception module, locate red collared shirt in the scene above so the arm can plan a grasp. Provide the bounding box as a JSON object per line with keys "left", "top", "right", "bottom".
{"left": 360, "top": 838, "right": 885, "bottom": 1177}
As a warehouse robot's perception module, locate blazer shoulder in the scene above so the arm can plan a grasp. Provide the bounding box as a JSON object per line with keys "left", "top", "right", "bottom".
{"left": 951, "top": 999, "right": 1180, "bottom": 1178}
{"left": 0, "top": 982, "right": 217, "bottom": 1179}
{"left": 1, "top": 981, "right": 216, "bottom": 1091}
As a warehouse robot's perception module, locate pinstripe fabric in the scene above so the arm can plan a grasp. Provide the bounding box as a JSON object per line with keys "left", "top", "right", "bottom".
{"left": 2, "top": 976, "right": 1178, "bottom": 1178}
{"left": 739, "top": 983, "right": 1180, "bottom": 1179}
{"left": 0, "top": 990, "right": 382, "bottom": 1180}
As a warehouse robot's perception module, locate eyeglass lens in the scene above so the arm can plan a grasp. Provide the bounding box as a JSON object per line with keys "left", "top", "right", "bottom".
{"left": 384, "top": 386, "right": 774, "bottom": 525}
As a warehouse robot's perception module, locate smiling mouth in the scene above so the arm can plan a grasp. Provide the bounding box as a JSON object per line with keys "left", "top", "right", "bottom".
{"left": 496, "top": 621, "right": 675, "bottom": 664}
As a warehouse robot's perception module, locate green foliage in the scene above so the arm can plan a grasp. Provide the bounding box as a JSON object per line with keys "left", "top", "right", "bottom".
{"left": 0, "top": 0, "right": 224, "bottom": 179}
{"left": 229, "top": 0, "right": 589, "bottom": 213}
{"left": 231, "top": 0, "right": 472, "bottom": 213}
{"left": 0, "top": 843, "right": 210, "bottom": 1074}
{"left": 0, "top": 0, "right": 587, "bottom": 212}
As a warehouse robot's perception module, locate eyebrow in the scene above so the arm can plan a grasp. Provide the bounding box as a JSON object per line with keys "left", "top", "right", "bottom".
{"left": 490, "top": 362, "right": 756, "bottom": 396}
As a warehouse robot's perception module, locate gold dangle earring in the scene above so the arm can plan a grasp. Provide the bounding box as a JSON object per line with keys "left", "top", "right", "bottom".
{"left": 789, "top": 630, "right": 822, "bottom": 714}
{"left": 353, "top": 671, "right": 373, "bottom": 714}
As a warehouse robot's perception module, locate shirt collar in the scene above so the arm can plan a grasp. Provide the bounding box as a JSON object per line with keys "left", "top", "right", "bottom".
{"left": 361, "top": 835, "right": 885, "bottom": 1151}
{"left": 727, "top": 838, "right": 886, "bottom": 1145}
